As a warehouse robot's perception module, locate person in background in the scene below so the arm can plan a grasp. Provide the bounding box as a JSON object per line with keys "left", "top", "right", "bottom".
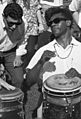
{"left": 26, "top": 6, "right": 81, "bottom": 119}
{"left": 37, "top": 0, "right": 63, "bottom": 49}
{"left": 69, "top": 0, "right": 81, "bottom": 42}
{"left": 14, "top": 0, "right": 45, "bottom": 119}
{"left": 0, "top": 2, "right": 26, "bottom": 89}
{"left": 16, "top": 0, "right": 44, "bottom": 69}
{"left": 69, "top": 0, "right": 81, "bottom": 27}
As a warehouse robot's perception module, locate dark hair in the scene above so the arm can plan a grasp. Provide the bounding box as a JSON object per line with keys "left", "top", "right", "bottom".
{"left": 45, "top": 6, "right": 73, "bottom": 27}
{"left": 3, "top": 3, "right": 23, "bottom": 21}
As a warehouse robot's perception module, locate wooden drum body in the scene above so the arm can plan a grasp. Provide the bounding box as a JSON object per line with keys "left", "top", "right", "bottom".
{"left": 0, "top": 88, "right": 24, "bottom": 119}
{"left": 43, "top": 74, "right": 81, "bottom": 119}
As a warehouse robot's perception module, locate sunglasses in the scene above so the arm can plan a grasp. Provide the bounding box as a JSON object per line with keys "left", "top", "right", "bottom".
{"left": 50, "top": 18, "right": 66, "bottom": 25}
{"left": 7, "top": 20, "right": 22, "bottom": 27}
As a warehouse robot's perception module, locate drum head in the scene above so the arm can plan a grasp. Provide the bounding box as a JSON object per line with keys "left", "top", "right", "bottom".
{"left": 44, "top": 74, "right": 81, "bottom": 92}
{"left": 0, "top": 88, "right": 23, "bottom": 100}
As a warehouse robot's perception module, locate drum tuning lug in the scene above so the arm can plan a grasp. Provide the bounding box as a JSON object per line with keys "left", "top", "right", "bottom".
{"left": 72, "top": 106, "right": 75, "bottom": 111}
{"left": 17, "top": 111, "right": 24, "bottom": 118}
{"left": 65, "top": 107, "right": 68, "bottom": 113}
{"left": 47, "top": 103, "right": 49, "bottom": 106}
{"left": 63, "top": 98, "right": 66, "bottom": 101}
{"left": 65, "top": 110, "right": 68, "bottom": 113}
{"left": 72, "top": 106, "right": 74, "bottom": 108}
{"left": 18, "top": 99, "right": 23, "bottom": 104}
{"left": 65, "top": 107, "right": 68, "bottom": 109}
{"left": 0, "top": 114, "right": 2, "bottom": 118}
{"left": 72, "top": 109, "right": 75, "bottom": 111}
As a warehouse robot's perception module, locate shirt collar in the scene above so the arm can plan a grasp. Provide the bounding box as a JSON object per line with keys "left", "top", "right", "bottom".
{"left": 53, "top": 36, "right": 79, "bottom": 47}
{"left": 1, "top": 15, "right": 5, "bottom": 28}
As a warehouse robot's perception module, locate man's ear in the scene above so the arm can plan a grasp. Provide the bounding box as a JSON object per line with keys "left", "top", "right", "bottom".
{"left": 66, "top": 20, "right": 71, "bottom": 26}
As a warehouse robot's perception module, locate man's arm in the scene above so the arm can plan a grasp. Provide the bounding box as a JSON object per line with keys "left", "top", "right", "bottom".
{"left": 16, "top": 20, "right": 27, "bottom": 56}
{"left": 26, "top": 50, "right": 56, "bottom": 88}
{"left": 26, "top": 59, "right": 44, "bottom": 88}
{"left": 72, "top": 11, "right": 79, "bottom": 25}
{"left": 14, "top": 21, "right": 27, "bottom": 67}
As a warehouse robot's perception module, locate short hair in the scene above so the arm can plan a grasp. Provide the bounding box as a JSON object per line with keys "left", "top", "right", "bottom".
{"left": 45, "top": 6, "right": 73, "bottom": 27}
{"left": 3, "top": 3, "right": 23, "bottom": 21}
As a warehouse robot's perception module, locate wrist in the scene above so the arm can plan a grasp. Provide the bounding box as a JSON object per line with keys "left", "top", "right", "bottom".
{"left": 38, "top": 59, "right": 44, "bottom": 66}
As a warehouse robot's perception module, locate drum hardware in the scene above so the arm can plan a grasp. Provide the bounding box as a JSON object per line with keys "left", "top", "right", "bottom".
{"left": 43, "top": 74, "right": 81, "bottom": 119}
{"left": 43, "top": 85, "right": 81, "bottom": 97}
{"left": 0, "top": 105, "right": 23, "bottom": 112}
{"left": 0, "top": 113, "right": 2, "bottom": 118}
{"left": 0, "top": 88, "right": 24, "bottom": 119}
{"left": 64, "top": 93, "right": 73, "bottom": 117}
{"left": 18, "top": 96, "right": 24, "bottom": 104}
{"left": 17, "top": 110, "right": 25, "bottom": 118}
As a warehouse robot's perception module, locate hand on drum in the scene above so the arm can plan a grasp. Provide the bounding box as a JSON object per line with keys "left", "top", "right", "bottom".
{"left": 0, "top": 78, "right": 15, "bottom": 90}
{"left": 65, "top": 68, "right": 81, "bottom": 78}
{"left": 40, "top": 50, "right": 56, "bottom": 65}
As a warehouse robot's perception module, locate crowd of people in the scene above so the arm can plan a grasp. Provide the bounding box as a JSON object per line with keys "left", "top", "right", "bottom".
{"left": 0, "top": 0, "right": 81, "bottom": 119}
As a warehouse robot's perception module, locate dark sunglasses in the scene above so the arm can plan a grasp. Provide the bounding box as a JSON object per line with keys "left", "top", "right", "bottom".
{"left": 50, "top": 18, "right": 66, "bottom": 25}
{"left": 7, "top": 21, "right": 22, "bottom": 27}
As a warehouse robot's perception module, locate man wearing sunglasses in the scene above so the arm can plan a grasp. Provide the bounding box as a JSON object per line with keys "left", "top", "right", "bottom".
{"left": 0, "top": 2, "right": 27, "bottom": 89}
{"left": 25, "top": 7, "right": 81, "bottom": 119}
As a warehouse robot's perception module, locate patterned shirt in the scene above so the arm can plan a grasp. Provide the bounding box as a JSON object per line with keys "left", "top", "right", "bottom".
{"left": 17, "top": 0, "right": 40, "bottom": 37}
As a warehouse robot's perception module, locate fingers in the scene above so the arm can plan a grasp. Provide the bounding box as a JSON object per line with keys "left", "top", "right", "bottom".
{"left": 65, "top": 68, "right": 80, "bottom": 78}
{"left": 42, "top": 50, "right": 55, "bottom": 60}
{"left": 0, "top": 78, "right": 15, "bottom": 90}
{"left": 13, "top": 60, "right": 23, "bottom": 67}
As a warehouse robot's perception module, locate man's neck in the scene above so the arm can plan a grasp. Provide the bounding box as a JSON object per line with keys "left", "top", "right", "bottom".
{"left": 56, "top": 31, "right": 72, "bottom": 49}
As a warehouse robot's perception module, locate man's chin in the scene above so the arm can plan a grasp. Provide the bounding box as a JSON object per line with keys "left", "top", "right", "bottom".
{"left": 54, "top": 34, "right": 60, "bottom": 38}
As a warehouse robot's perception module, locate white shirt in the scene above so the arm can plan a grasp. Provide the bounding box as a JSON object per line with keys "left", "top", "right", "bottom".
{"left": 27, "top": 37, "right": 81, "bottom": 82}
{"left": 69, "top": 0, "right": 81, "bottom": 27}
{"left": 40, "top": 0, "right": 63, "bottom": 6}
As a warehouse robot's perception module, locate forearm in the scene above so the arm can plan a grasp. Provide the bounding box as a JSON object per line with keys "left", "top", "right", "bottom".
{"left": 16, "top": 41, "right": 27, "bottom": 56}
{"left": 26, "top": 60, "right": 44, "bottom": 87}
{"left": 37, "top": 9, "right": 43, "bottom": 25}
{"left": 28, "top": 60, "right": 43, "bottom": 80}
{"left": 72, "top": 11, "right": 79, "bottom": 24}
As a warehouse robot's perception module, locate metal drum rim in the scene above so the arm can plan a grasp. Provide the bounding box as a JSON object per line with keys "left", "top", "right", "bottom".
{"left": 43, "top": 82, "right": 81, "bottom": 92}
{"left": 0, "top": 88, "right": 24, "bottom": 100}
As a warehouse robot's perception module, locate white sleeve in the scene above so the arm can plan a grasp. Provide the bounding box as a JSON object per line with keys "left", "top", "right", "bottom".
{"left": 69, "top": 0, "right": 79, "bottom": 11}
{"left": 16, "top": 41, "right": 27, "bottom": 56}
{"left": 27, "top": 41, "right": 55, "bottom": 69}
{"left": 27, "top": 47, "right": 45, "bottom": 69}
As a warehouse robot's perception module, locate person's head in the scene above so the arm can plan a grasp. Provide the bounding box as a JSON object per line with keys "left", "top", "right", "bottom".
{"left": 45, "top": 6, "right": 73, "bottom": 38}
{"left": 3, "top": 3, "right": 23, "bottom": 31}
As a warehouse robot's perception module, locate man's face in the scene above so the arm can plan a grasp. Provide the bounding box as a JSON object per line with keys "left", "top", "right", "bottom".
{"left": 4, "top": 16, "right": 21, "bottom": 31}
{"left": 50, "top": 13, "right": 68, "bottom": 38}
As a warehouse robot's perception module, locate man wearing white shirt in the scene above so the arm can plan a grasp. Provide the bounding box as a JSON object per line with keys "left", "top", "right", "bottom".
{"left": 26, "top": 6, "right": 81, "bottom": 119}
{"left": 0, "top": 2, "right": 27, "bottom": 89}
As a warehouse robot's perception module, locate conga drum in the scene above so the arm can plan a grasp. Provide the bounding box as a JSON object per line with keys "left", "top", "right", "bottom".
{"left": 0, "top": 87, "right": 24, "bottom": 119}
{"left": 43, "top": 74, "right": 81, "bottom": 119}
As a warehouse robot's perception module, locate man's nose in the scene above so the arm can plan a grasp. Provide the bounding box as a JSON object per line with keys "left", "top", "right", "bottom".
{"left": 51, "top": 22, "right": 56, "bottom": 26}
